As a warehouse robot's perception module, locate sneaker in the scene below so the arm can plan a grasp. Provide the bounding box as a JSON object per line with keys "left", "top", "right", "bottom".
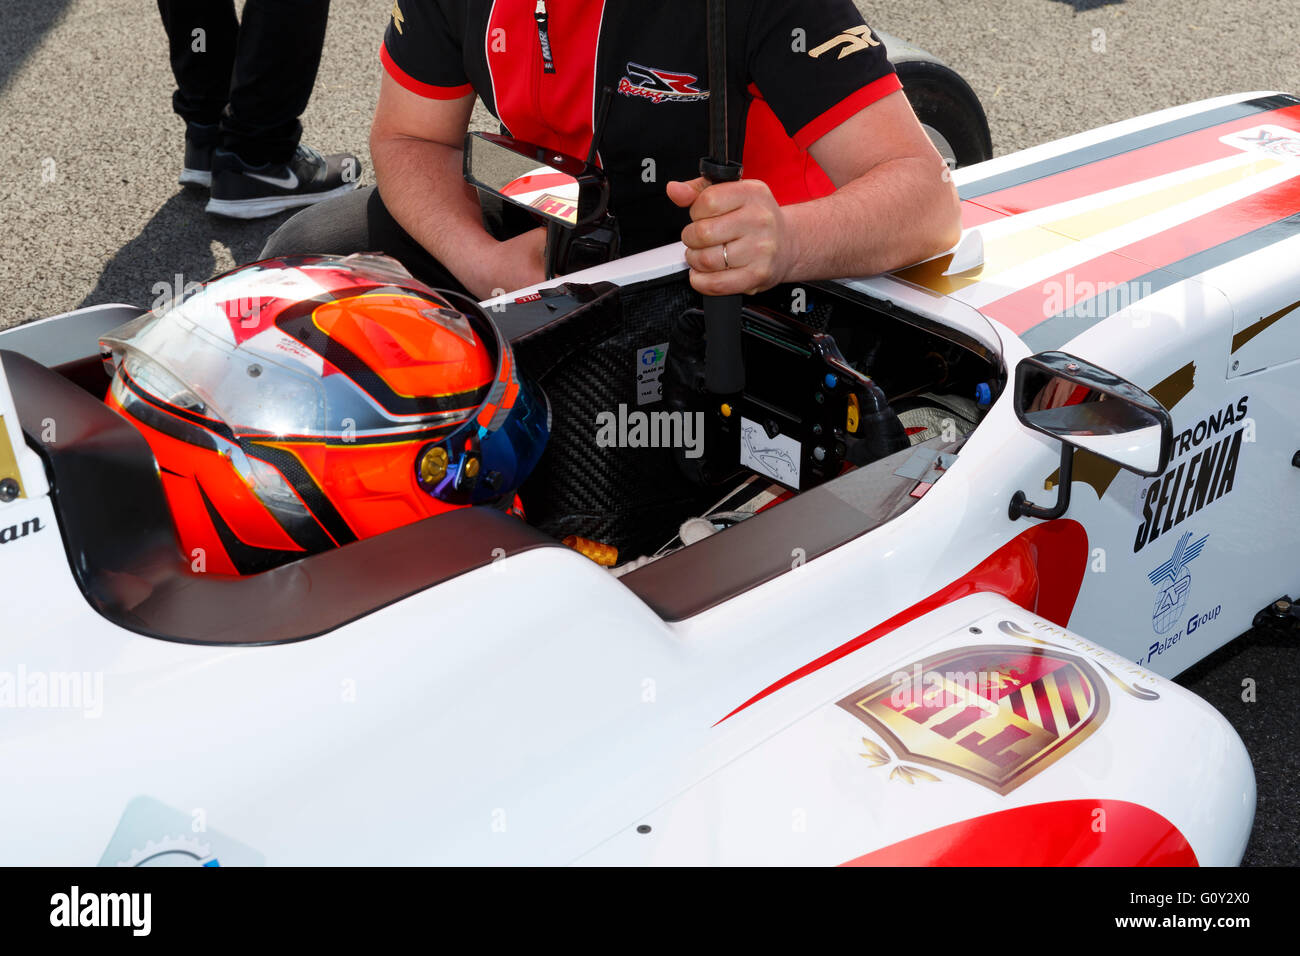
{"left": 179, "top": 122, "right": 219, "bottom": 188}
{"left": 205, "top": 144, "right": 363, "bottom": 219}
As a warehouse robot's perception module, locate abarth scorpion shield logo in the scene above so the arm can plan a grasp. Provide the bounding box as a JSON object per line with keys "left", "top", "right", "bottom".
{"left": 838, "top": 645, "right": 1109, "bottom": 795}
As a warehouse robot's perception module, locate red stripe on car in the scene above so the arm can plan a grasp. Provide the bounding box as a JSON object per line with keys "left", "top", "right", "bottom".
{"left": 972, "top": 103, "right": 1300, "bottom": 217}
{"left": 842, "top": 799, "right": 1198, "bottom": 866}
{"left": 981, "top": 172, "right": 1300, "bottom": 331}
{"left": 960, "top": 201, "right": 1005, "bottom": 229}
{"left": 714, "top": 520, "right": 1089, "bottom": 725}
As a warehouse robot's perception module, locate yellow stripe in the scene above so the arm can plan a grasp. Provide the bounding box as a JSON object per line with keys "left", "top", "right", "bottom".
{"left": 1018, "top": 685, "right": 1041, "bottom": 728}
{"left": 0, "top": 415, "right": 25, "bottom": 499}
{"left": 1043, "top": 157, "right": 1281, "bottom": 241}
{"left": 1043, "top": 673, "right": 1074, "bottom": 731}
{"left": 895, "top": 225, "right": 1072, "bottom": 295}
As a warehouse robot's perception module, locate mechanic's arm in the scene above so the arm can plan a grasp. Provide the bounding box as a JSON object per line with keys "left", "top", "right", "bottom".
{"left": 667, "top": 90, "right": 961, "bottom": 295}
{"left": 370, "top": 73, "right": 547, "bottom": 300}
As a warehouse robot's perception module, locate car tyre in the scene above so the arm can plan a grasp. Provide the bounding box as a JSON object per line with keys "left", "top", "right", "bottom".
{"left": 896, "top": 60, "right": 994, "bottom": 169}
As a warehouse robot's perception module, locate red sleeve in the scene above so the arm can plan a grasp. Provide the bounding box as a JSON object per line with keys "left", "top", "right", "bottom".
{"left": 791, "top": 73, "right": 902, "bottom": 149}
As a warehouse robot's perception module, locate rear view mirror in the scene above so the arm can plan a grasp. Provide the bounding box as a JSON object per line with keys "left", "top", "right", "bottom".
{"left": 1008, "top": 351, "right": 1173, "bottom": 521}
{"left": 463, "top": 132, "right": 608, "bottom": 229}
{"left": 1014, "top": 351, "right": 1172, "bottom": 476}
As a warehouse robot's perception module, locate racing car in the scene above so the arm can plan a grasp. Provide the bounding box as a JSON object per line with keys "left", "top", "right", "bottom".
{"left": 3, "top": 32, "right": 1295, "bottom": 861}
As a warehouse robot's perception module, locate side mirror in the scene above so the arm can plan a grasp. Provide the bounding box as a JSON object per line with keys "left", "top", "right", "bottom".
{"left": 1014, "top": 351, "right": 1172, "bottom": 475}
{"left": 1009, "top": 351, "right": 1173, "bottom": 521}
{"left": 463, "top": 132, "right": 608, "bottom": 229}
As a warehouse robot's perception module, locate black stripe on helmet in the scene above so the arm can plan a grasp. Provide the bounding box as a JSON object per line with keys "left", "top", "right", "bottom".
{"left": 197, "top": 483, "right": 314, "bottom": 576}
{"left": 239, "top": 440, "right": 359, "bottom": 547}
{"left": 117, "top": 367, "right": 236, "bottom": 446}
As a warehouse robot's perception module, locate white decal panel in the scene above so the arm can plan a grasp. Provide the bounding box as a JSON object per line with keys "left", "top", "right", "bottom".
{"left": 1220, "top": 124, "right": 1300, "bottom": 163}
{"left": 739, "top": 416, "right": 801, "bottom": 487}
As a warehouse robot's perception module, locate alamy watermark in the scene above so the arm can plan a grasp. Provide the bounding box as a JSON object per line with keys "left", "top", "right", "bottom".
{"left": 0, "top": 666, "right": 103, "bottom": 718}
{"left": 1042, "top": 277, "right": 1155, "bottom": 320}
{"left": 595, "top": 404, "right": 705, "bottom": 459}
{"left": 888, "top": 663, "right": 1020, "bottom": 714}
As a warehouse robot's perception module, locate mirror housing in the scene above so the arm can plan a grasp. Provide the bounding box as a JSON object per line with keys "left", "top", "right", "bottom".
{"left": 1014, "top": 351, "right": 1173, "bottom": 477}
{"left": 463, "top": 132, "right": 609, "bottom": 229}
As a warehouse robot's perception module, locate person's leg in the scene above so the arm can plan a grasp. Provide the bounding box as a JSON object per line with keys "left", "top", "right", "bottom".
{"left": 259, "top": 187, "right": 472, "bottom": 295}
{"left": 221, "top": 0, "right": 331, "bottom": 166}
{"left": 157, "top": 0, "right": 238, "bottom": 185}
{"left": 204, "top": 0, "right": 360, "bottom": 218}
{"left": 157, "top": 0, "right": 238, "bottom": 128}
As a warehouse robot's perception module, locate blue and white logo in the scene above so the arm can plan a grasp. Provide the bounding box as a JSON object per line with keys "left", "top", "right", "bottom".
{"left": 1148, "top": 531, "right": 1208, "bottom": 635}
{"left": 98, "top": 796, "right": 264, "bottom": 867}
{"left": 635, "top": 342, "right": 669, "bottom": 406}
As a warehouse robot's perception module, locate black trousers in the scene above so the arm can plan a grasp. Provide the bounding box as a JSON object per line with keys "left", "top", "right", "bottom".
{"left": 157, "top": 0, "right": 330, "bottom": 165}
{"left": 260, "top": 186, "right": 531, "bottom": 295}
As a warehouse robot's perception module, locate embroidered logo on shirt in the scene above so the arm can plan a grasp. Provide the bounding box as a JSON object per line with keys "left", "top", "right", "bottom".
{"left": 617, "top": 62, "right": 710, "bottom": 104}
{"left": 810, "top": 24, "right": 881, "bottom": 60}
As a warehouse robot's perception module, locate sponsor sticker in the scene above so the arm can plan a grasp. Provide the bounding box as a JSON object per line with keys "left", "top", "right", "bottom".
{"left": 839, "top": 645, "right": 1109, "bottom": 795}
{"left": 1144, "top": 530, "right": 1221, "bottom": 663}
{"left": 1221, "top": 124, "right": 1300, "bottom": 163}
{"left": 99, "top": 796, "right": 265, "bottom": 867}
{"left": 1133, "top": 396, "right": 1247, "bottom": 553}
{"left": 635, "top": 342, "right": 668, "bottom": 406}
{"left": 1148, "top": 530, "right": 1207, "bottom": 635}
{"left": 0, "top": 513, "right": 43, "bottom": 546}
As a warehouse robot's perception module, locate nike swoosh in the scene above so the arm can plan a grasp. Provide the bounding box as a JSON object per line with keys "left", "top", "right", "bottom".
{"left": 246, "top": 169, "right": 299, "bottom": 190}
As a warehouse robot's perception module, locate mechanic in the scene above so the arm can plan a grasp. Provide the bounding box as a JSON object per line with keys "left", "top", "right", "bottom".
{"left": 259, "top": 0, "right": 961, "bottom": 299}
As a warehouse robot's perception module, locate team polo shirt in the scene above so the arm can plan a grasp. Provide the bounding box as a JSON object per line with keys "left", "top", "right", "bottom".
{"left": 382, "top": 0, "right": 900, "bottom": 254}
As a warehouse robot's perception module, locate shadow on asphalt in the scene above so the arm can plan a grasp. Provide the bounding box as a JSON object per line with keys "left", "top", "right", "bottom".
{"left": 1046, "top": 0, "right": 1126, "bottom": 11}
{"left": 0, "top": 0, "right": 75, "bottom": 94}
{"left": 1177, "top": 625, "right": 1300, "bottom": 866}
{"left": 76, "top": 188, "right": 292, "bottom": 311}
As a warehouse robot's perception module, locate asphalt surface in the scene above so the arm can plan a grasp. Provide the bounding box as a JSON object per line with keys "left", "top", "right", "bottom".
{"left": 1, "top": 0, "right": 1296, "bottom": 865}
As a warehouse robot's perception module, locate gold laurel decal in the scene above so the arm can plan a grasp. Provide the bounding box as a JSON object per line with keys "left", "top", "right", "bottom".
{"left": 859, "top": 737, "right": 890, "bottom": 766}
{"left": 891, "top": 766, "right": 941, "bottom": 785}
{"left": 1091, "top": 660, "right": 1163, "bottom": 701}
{"left": 861, "top": 739, "right": 941, "bottom": 784}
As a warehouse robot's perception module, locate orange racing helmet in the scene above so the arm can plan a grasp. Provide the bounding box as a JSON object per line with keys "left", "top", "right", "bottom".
{"left": 99, "top": 254, "right": 550, "bottom": 575}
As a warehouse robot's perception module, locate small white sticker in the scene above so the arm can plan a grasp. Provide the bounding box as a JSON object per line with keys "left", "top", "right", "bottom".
{"left": 740, "top": 416, "right": 801, "bottom": 487}
{"left": 636, "top": 342, "right": 669, "bottom": 406}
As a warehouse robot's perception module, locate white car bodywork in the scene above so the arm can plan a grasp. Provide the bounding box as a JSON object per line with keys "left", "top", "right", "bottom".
{"left": 4, "top": 91, "right": 1296, "bottom": 866}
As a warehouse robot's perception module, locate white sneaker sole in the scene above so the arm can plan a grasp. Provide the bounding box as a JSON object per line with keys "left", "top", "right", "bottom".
{"left": 204, "top": 181, "right": 361, "bottom": 220}
{"left": 179, "top": 168, "right": 212, "bottom": 188}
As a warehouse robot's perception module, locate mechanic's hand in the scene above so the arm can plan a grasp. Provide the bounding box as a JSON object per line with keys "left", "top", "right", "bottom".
{"left": 469, "top": 226, "right": 548, "bottom": 301}
{"left": 667, "top": 177, "right": 796, "bottom": 296}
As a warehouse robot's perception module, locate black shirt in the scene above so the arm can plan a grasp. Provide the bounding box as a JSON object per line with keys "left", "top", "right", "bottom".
{"left": 382, "top": 0, "right": 899, "bottom": 253}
